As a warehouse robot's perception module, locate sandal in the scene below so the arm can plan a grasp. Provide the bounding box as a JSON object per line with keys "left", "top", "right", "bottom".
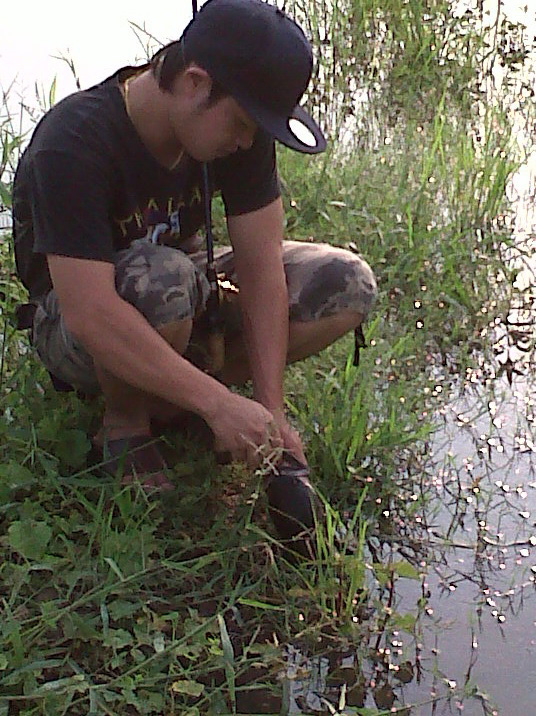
{"left": 92, "top": 434, "right": 175, "bottom": 491}
{"left": 151, "top": 411, "right": 214, "bottom": 444}
{"left": 151, "top": 413, "right": 232, "bottom": 465}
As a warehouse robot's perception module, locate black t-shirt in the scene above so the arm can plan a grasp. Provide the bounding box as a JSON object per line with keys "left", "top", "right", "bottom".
{"left": 12, "top": 66, "right": 281, "bottom": 301}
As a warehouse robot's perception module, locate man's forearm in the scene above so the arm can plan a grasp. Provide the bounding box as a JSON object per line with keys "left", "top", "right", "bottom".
{"left": 237, "top": 261, "right": 289, "bottom": 412}
{"left": 69, "top": 294, "right": 229, "bottom": 421}
{"left": 227, "top": 197, "right": 289, "bottom": 413}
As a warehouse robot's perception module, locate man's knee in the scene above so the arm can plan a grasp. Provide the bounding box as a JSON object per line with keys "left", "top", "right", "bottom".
{"left": 157, "top": 318, "right": 193, "bottom": 355}
{"left": 115, "top": 240, "right": 210, "bottom": 330}
{"left": 324, "top": 307, "right": 365, "bottom": 334}
{"left": 287, "top": 243, "right": 377, "bottom": 323}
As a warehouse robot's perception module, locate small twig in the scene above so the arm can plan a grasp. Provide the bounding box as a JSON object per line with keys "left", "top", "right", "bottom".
{"left": 50, "top": 52, "right": 81, "bottom": 91}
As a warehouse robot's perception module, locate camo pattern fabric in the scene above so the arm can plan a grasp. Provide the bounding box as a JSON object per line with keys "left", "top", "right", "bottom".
{"left": 33, "top": 290, "right": 98, "bottom": 394}
{"left": 115, "top": 239, "right": 210, "bottom": 325}
{"left": 212, "top": 240, "right": 377, "bottom": 323}
{"left": 32, "top": 237, "right": 377, "bottom": 394}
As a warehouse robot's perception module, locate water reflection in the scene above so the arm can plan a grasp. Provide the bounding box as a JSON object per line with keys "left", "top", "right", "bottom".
{"left": 279, "top": 1, "right": 535, "bottom": 712}
{"left": 283, "top": 363, "right": 533, "bottom": 715}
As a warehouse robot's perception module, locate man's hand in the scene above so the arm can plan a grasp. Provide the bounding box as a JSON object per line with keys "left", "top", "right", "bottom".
{"left": 205, "top": 397, "right": 307, "bottom": 469}
{"left": 206, "top": 393, "right": 284, "bottom": 469}
{"left": 272, "top": 408, "right": 307, "bottom": 466}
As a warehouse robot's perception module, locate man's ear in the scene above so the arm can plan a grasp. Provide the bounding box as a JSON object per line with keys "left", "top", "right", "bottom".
{"left": 176, "top": 64, "right": 213, "bottom": 104}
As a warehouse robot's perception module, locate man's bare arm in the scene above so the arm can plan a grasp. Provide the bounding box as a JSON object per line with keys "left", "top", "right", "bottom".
{"left": 228, "top": 198, "right": 306, "bottom": 463}
{"left": 227, "top": 197, "right": 287, "bottom": 411}
{"left": 47, "top": 254, "right": 280, "bottom": 465}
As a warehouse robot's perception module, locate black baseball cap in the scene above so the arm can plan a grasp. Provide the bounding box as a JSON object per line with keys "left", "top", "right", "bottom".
{"left": 180, "top": 0, "right": 327, "bottom": 154}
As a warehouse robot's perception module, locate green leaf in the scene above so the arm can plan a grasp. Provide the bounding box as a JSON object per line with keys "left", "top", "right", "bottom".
{"left": 391, "top": 560, "right": 420, "bottom": 580}
{"left": 174, "top": 642, "right": 204, "bottom": 660}
{"left": 0, "top": 462, "right": 36, "bottom": 491}
{"left": 390, "top": 611, "right": 417, "bottom": 632}
{"left": 137, "top": 690, "right": 165, "bottom": 710}
{"left": 218, "top": 614, "right": 236, "bottom": 709}
{"left": 8, "top": 520, "right": 52, "bottom": 561}
{"left": 171, "top": 680, "right": 204, "bottom": 697}
{"left": 153, "top": 633, "right": 165, "bottom": 653}
{"left": 99, "top": 687, "right": 123, "bottom": 704}
{"left": 238, "top": 597, "right": 286, "bottom": 611}
{"left": 103, "top": 629, "right": 133, "bottom": 650}
{"left": 33, "top": 675, "right": 86, "bottom": 695}
{"left": 56, "top": 429, "right": 91, "bottom": 468}
{"left": 218, "top": 614, "right": 235, "bottom": 665}
{"left": 108, "top": 599, "right": 140, "bottom": 621}
{"left": 104, "top": 557, "right": 125, "bottom": 582}
{"left": 63, "top": 613, "right": 100, "bottom": 641}
{"left": 372, "top": 563, "right": 389, "bottom": 587}
{"left": 0, "top": 655, "right": 8, "bottom": 670}
{"left": 0, "top": 180, "right": 12, "bottom": 208}
{"left": 49, "top": 76, "right": 57, "bottom": 107}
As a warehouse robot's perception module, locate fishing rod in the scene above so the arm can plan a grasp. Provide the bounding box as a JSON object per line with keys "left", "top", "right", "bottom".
{"left": 192, "top": 0, "right": 225, "bottom": 374}
{"left": 190, "top": 0, "right": 363, "bottom": 373}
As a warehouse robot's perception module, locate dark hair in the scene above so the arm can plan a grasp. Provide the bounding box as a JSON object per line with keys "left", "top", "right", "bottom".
{"left": 150, "top": 41, "right": 228, "bottom": 106}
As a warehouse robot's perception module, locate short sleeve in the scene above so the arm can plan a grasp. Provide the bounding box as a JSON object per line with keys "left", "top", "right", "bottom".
{"left": 213, "top": 129, "right": 281, "bottom": 216}
{"left": 29, "top": 148, "right": 115, "bottom": 262}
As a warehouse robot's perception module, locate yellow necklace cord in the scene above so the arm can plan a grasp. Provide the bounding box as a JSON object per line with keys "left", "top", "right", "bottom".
{"left": 121, "top": 73, "right": 185, "bottom": 171}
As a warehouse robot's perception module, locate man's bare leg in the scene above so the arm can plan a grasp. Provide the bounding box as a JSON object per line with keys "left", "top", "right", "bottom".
{"left": 138, "top": 310, "right": 363, "bottom": 433}
{"left": 94, "top": 318, "right": 193, "bottom": 441}
{"left": 93, "top": 318, "right": 193, "bottom": 487}
{"left": 220, "top": 309, "right": 364, "bottom": 386}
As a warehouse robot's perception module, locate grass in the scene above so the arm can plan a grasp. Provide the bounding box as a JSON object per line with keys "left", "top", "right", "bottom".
{"left": 1, "top": 0, "right": 533, "bottom": 713}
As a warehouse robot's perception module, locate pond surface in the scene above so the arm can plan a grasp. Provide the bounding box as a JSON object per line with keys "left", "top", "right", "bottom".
{"left": 282, "top": 4, "right": 535, "bottom": 713}
{"left": 395, "top": 374, "right": 535, "bottom": 715}
{"left": 284, "top": 372, "right": 534, "bottom": 714}
{"left": 283, "top": 210, "right": 534, "bottom": 716}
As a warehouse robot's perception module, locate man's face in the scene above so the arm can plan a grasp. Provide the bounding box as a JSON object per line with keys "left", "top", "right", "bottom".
{"left": 175, "top": 94, "right": 258, "bottom": 163}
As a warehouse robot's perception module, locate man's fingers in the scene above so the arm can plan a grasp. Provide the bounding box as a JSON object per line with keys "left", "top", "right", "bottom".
{"left": 268, "top": 431, "right": 284, "bottom": 449}
{"left": 209, "top": 395, "right": 296, "bottom": 468}
{"left": 279, "top": 423, "right": 307, "bottom": 465}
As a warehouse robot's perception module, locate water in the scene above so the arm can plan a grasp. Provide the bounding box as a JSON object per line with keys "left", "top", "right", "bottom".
{"left": 394, "top": 373, "right": 536, "bottom": 715}
{"left": 281, "top": 2, "right": 535, "bottom": 712}
{"left": 283, "top": 263, "right": 534, "bottom": 715}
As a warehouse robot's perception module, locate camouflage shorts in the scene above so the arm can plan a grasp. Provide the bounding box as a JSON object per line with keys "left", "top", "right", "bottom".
{"left": 32, "top": 237, "right": 377, "bottom": 394}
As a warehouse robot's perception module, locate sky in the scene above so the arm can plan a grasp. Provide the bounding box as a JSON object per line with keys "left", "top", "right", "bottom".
{"left": 2, "top": 0, "right": 534, "bottom": 105}
{"left": 1, "top": 1, "right": 200, "bottom": 103}
{"left": 1, "top": 0, "right": 533, "bottom": 231}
